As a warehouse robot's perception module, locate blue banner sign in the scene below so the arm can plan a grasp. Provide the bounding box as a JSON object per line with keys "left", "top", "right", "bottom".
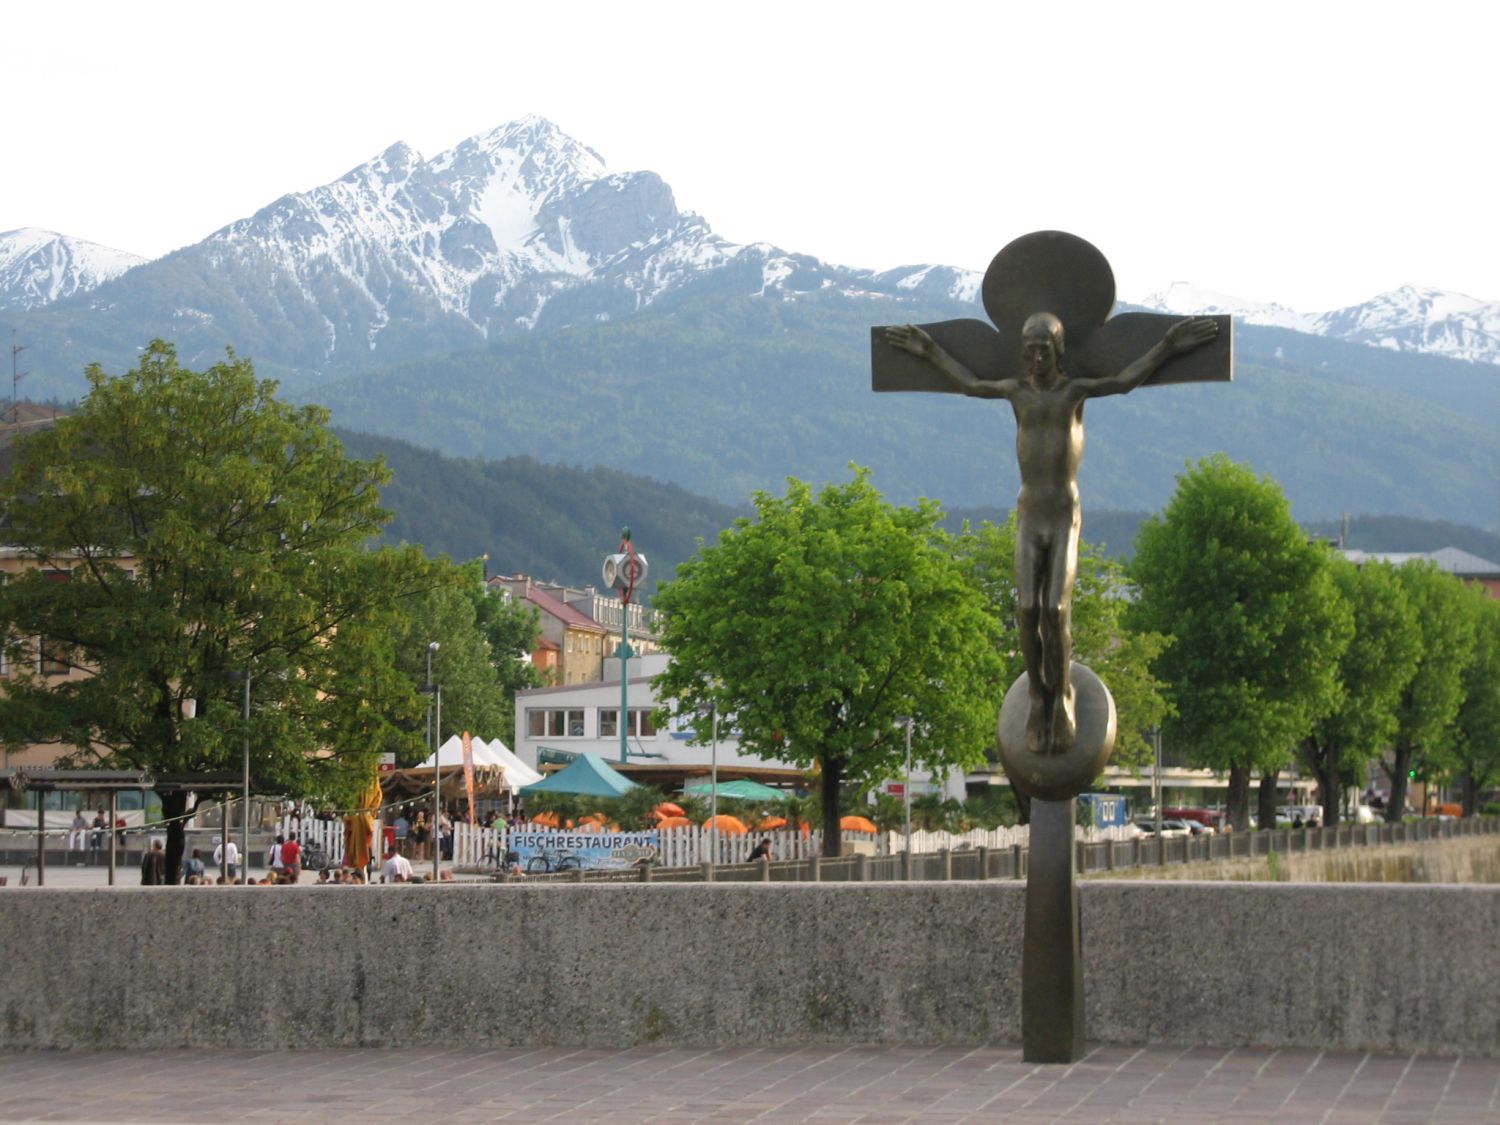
{"left": 509, "top": 829, "right": 659, "bottom": 873}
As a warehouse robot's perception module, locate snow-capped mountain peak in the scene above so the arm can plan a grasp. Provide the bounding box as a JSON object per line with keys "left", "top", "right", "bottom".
{"left": 0, "top": 228, "right": 146, "bottom": 311}
{"left": 7, "top": 116, "right": 1496, "bottom": 374}
{"left": 1137, "top": 280, "right": 1500, "bottom": 366}
{"left": 1137, "top": 281, "right": 1315, "bottom": 332}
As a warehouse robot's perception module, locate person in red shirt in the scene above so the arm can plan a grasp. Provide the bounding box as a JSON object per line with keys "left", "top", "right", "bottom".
{"left": 280, "top": 832, "right": 302, "bottom": 883}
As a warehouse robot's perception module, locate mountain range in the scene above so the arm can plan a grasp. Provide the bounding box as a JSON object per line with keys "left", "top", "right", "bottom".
{"left": 3, "top": 115, "right": 1499, "bottom": 528}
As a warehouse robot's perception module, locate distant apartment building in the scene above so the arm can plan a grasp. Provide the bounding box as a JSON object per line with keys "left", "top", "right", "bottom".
{"left": 489, "top": 573, "right": 660, "bottom": 685}
{"left": 1342, "top": 547, "right": 1500, "bottom": 599}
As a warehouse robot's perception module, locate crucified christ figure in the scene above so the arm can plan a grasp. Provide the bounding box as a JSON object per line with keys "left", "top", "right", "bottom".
{"left": 886, "top": 311, "right": 1216, "bottom": 755}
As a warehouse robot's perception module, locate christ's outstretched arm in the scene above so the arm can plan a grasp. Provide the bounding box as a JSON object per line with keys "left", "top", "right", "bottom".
{"left": 885, "top": 325, "right": 1017, "bottom": 400}
{"left": 1071, "top": 317, "right": 1218, "bottom": 399}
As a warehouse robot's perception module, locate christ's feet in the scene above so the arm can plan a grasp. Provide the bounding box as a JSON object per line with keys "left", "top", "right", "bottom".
{"left": 1048, "top": 684, "right": 1077, "bottom": 753}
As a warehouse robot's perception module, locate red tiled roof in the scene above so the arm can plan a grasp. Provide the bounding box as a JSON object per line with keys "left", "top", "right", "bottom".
{"left": 524, "top": 586, "right": 607, "bottom": 632}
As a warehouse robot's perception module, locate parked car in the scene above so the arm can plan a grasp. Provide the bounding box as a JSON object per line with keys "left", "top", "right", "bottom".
{"left": 1132, "top": 816, "right": 1191, "bottom": 838}
{"left": 1163, "top": 807, "right": 1218, "bottom": 835}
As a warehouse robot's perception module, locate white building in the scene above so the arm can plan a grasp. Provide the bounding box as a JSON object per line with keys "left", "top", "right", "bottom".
{"left": 512, "top": 653, "right": 803, "bottom": 779}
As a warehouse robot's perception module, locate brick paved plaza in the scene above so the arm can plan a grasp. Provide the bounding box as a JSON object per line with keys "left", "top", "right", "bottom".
{"left": 2, "top": 1043, "right": 1496, "bottom": 1123}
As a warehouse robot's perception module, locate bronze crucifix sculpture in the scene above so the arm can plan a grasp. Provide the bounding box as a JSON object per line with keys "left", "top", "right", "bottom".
{"left": 871, "top": 231, "right": 1233, "bottom": 1064}
{"left": 872, "top": 230, "right": 1230, "bottom": 797}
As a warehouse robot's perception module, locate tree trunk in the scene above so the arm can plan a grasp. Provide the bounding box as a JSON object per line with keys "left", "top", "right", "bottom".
{"left": 1256, "top": 767, "right": 1280, "bottom": 832}
{"left": 1225, "top": 765, "right": 1251, "bottom": 832}
{"left": 1318, "top": 741, "right": 1342, "bottom": 828}
{"left": 161, "top": 789, "right": 189, "bottom": 884}
{"left": 1385, "top": 743, "right": 1413, "bottom": 823}
{"left": 819, "top": 755, "right": 843, "bottom": 858}
{"left": 1459, "top": 772, "right": 1478, "bottom": 818}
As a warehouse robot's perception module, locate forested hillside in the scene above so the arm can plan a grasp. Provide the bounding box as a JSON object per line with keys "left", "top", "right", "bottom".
{"left": 314, "top": 289, "right": 1500, "bottom": 525}
{"left": 337, "top": 429, "right": 746, "bottom": 593}
{"left": 343, "top": 428, "right": 1500, "bottom": 594}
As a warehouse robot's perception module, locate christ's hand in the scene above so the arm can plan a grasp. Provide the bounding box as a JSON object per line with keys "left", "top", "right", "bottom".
{"left": 885, "top": 324, "right": 938, "bottom": 360}
{"left": 1163, "top": 317, "right": 1218, "bottom": 354}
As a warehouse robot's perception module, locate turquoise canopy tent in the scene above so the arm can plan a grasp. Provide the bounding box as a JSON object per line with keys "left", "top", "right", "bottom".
{"left": 681, "top": 779, "right": 791, "bottom": 803}
{"left": 521, "top": 752, "right": 639, "bottom": 798}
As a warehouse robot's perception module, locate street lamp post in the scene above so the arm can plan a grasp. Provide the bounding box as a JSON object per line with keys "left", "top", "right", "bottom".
{"left": 1151, "top": 725, "right": 1164, "bottom": 842}
{"left": 423, "top": 641, "right": 441, "bottom": 882}
{"left": 227, "top": 669, "right": 251, "bottom": 884}
{"left": 901, "top": 716, "right": 914, "bottom": 856}
{"left": 710, "top": 702, "right": 719, "bottom": 870}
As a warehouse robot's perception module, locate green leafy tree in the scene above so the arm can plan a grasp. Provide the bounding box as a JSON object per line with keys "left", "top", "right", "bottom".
{"left": 0, "top": 341, "right": 441, "bottom": 880}
{"left": 1298, "top": 558, "right": 1420, "bottom": 825}
{"left": 388, "top": 568, "right": 509, "bottom": 763}
{"left": 955, "top": 516, "right": 1171, "bottom": 775}
{"left": 652, "top": 469, "right": 1004, "bottom": 856}
{"left": 1441, "top": 586, "right": 1500, "bottom": 816}
{"left": 1383, "top": 562, "right": 1477, "bottom": 820}
{"left": 1127, "top": 455, "right": 1352, "bottom": 832}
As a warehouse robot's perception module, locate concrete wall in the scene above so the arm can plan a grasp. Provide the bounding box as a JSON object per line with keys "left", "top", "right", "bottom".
{"left": 1092, "top": 834, "right": 1500, "bottom": 885}
{"left": 2, "top": 881, "right": 1496, "bottom": 1055}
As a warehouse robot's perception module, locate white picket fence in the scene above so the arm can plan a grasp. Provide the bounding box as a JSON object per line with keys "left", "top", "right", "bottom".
{"left": 279, "top": 813, "right": 1139, "bottom": 871}
{"left": 879, "top": 822, "right": 1140, "bottom": 855}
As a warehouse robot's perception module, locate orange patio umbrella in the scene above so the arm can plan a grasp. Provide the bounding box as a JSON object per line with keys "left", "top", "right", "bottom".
{"left": 343, "top": 767, "right": 383, "bottom": 870}
{"left": 840, "top": 815, "right": 879, "bottom": 834}
{"left": 654, "top": 802, "right": 685, "bottom": 818}
{"left": 703, "top": 814, "right": 749, "bottom": 836}
{"left": 531, "top": 811, "right": 561, "bottom": 828}
{"left": 755, "top": 816, "right": 788, "bottom": 831}
{"left": 656, "top": 815, "right": 694, "bottom": 829}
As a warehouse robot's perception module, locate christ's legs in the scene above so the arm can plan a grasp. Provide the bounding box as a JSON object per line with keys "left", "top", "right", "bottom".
{"left": 1015, "top": 523, "right": 1052, "bottom": 755}
{"left": 1040, "top": 515, "right": 1081, "bottom": 752}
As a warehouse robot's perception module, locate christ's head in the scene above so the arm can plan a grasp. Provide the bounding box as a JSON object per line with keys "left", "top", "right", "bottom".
{"left": 1021, "top": 312, "right": 1064, "bottom": 382}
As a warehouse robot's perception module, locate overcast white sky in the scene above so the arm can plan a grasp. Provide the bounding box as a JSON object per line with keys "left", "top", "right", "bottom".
{"left": 8, "top": 1, "right": 1497, "bottom": 311}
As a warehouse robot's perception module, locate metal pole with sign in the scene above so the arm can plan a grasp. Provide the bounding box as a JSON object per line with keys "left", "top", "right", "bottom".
{"left": 602, "top": 530, "right": 647, "bottom": 764}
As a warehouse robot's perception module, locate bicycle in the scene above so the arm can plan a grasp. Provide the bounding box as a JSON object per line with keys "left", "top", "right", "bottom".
{"left": 300, "top": 840, "right": 328, "bottom": 871}
{"left": 526, "top": 847, "right": 582, "bottom": 874}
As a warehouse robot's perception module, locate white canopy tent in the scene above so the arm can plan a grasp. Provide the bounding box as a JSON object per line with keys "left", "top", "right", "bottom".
{"left": 482, "top": 738, "right": 543, "bottom": 791}
{"left": 412, "top": 735, "right": 541, "bottom": 793}
{"left": 416, "top": 734, "right": 504, "bottom": 771}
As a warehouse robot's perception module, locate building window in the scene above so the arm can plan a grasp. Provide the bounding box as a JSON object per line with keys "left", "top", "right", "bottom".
{"left": 526, "top": 708, "right": 585, "bottom": 738}
{"left": 37, "top": 636, "right": 71, "bottom": 677}
{"left": 599, "top": 708, "right": 657, "bottom": 738}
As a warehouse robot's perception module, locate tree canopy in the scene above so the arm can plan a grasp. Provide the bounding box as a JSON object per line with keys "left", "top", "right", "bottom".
{"left": 1127, "top": 454, "right": 1352, "bottom": 830}
{"left": 652, "top": 469, "right": 1004, "bottom": 855}
{"left": 1298, "top": 557, "right": 1420, "bottom": 824}
{"left": 1384, "top": 561, "right": 1477, "bottom": 819}
{"left": 1442, "top": 584, "right": 1500, "bottom": 815}
{"left": 385, "top": 558, "right": 542, "bottom": 760}
{"left": 0, "top": 341, "right": 444, "bottom": 877}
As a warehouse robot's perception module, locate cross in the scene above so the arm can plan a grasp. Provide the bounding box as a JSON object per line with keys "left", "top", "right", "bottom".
{"left": 868, "top": 230, "right": 1233, "bottom": 1065}
{"left": 870, "top": 229, "right": 1232, "bottom": 395}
